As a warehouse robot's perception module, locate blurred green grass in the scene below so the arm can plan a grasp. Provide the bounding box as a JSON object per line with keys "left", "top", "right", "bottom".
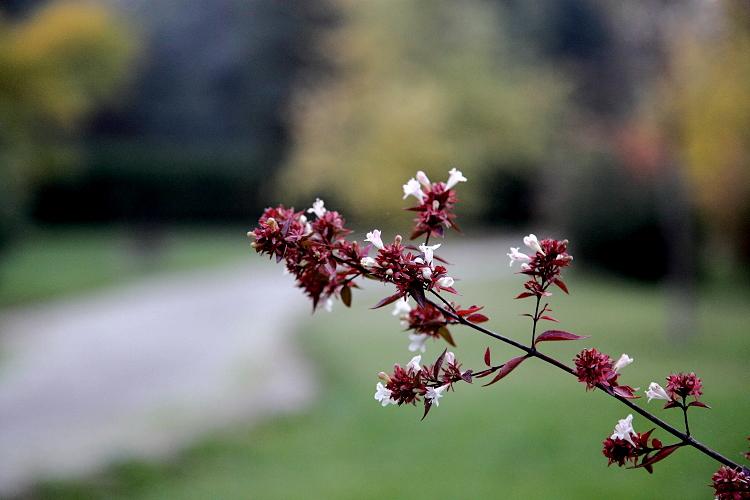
{"left": 33, "top": 269, "right": 750, "bottom": 499}
{"left": 0, "top": 227, "right": 251, "bottom": 307}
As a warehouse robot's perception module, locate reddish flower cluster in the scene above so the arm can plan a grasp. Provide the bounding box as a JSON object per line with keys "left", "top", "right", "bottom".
{"left": 602, "top": 432, "right": 654, "bottom": 467}
{"left": 574, "top": 348, "right": 616, "bottom": 389}
{"left": 405, "top": 170, "right": 464, "bottom": 240}
{"left": 368, "top": 238, "right": 454, "bottom": 308}
{"left": 510, "top": 235, "right": 573, "bottom": 300}
{"left": 711, "top": 466, "right": 750, "bottom": 499}
{"left": 249, "top": 203, "right": 363, "bottom": 309}
{"left": 602, "top": 437, "right": 638, "bottom": 467}
{"left": 377, "top": 351, "right": 473, "bottom": 418}
{"left": 402, "top": 302, "right": 489, "bottom": 338}
{"left": 408, "top": 182, "right": 460, "bottom": 240}
{"left": 602, "top": 430, "right": 672, "bottom": 473}
{"left": 665, "top": 372, "right": 703, "bottom": 399}
{"left": 573, "top": 348, "right": 637, "bottom": 398}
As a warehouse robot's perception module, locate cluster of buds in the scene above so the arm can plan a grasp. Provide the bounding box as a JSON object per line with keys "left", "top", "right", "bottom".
{"left": 508, "top": 234, "right": 573, "bottom": 299}
{"left": 644, "top": 372, "right": 708, "bottom": 410}
{"left": 361, "top": 233, "right": 456, "bottom": 308}
{"left": 403, "top": 168, "right": 466, "bottom": 240}
{"left": 374, "top": 350, "right": 472, "bottom": 418}
{"left": 711, "top": 466, "right": 750, "bottom": 499}
{"left": 601, "top": 414, "right": 678, "bottom": 473}
{"left": 392, "top": 299, "right": 489, "bottom": 352}
{"left": 573, "top": 348, "right": 638, "bottom": 398}
{"left": 249, "top": 202, "right": 360, "bottom": 310}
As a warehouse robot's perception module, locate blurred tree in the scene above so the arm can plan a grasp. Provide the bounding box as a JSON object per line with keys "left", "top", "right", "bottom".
{"left": 31, "top": 0, "right": 333, "bottom": 226}
{"left": 278, "top": 0, "right": 567, "bottom": 228}
{"left": 0, "top": 0, "right": 135, "bottom": 250}
{"left": 667, "top": 0, "right": 750, "bottom": 266}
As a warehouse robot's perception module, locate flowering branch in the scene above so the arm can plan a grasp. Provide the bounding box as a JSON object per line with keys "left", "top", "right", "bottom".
{"left": 426, "top": 291, "right": 743, "bottom": 471}
{"left": 248, "top": 168, "right": 750, "bottom": 498}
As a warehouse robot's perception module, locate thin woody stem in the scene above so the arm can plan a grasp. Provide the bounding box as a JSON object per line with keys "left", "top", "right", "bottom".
{"left": 530, "top": 284, "right": 543, "bottom": 346}
{"left": 427, "top": 290, "right": 745, "bottom": 471}
{"left": 682, "top": 398, "right": 691, "bottom": 437}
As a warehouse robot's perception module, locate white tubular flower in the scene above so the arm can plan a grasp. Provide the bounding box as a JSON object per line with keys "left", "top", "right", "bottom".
{"left": 613, "top": 354, "right": 634, "bottom": 372}
{"left": 365, "top": 229, "right": 385, "bottom": 250}
{"left": 402, "top": 178, "right": 426, "bottom": 203}
{"left": 307, "top": 198, "right": 327, "bottom": 218}
{"left": 438, "top": 276, "right": 454, "bottom": 288}
{"left": 523, "top": 234, "right": 545, "bottom": 255}
{"left": 360, "top": 257, "right": 377, "bottom": 269}
{"left": 425, "top": 384, "right": 448, "bottom": 407}
{"left": 324, "top": 298, "right": 334, "bottom": 313}
{"left": 611, "top": 414, "right": 636, "bottom": 446}
{"left": 520, "top": 263, "right": 532, "bottom": 272}
{"left": 645, "top": 382, "right": 670, "bottom": 403}
{"left": 444, "top": 351, "right": 455, "bottom": 365}
{"left": 392, "top": 298, "right": 412, "bottom": 316}
{"left": 422, "top": 267, "right": 433, "bottom": 279}
{"left": 416, "top": 170, "right": 431, "bottom": 188}
{"left": 406, "top": 355, "right": 422, "bottom": 372}
{"left": 507, "top": 247, "right": 531, "bottom": 267}
{"left": 418, "top": 243, "right": 441, "bottom": 265}
{"left": 374, "top": 382, "right": 395, "bottom": 407}
{"left": 445, "top": 168, "right": 467, "bottom": 189}
{"left": 408, "top": 333, "right": 429, "bottom": 353}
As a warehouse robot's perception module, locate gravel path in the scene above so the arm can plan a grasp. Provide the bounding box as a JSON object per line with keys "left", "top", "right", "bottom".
{"left": 0, "top": 263, "right": 311, "bottom": 496}
{"left": 0, "top": 235, "right": 516, "bottom": 496}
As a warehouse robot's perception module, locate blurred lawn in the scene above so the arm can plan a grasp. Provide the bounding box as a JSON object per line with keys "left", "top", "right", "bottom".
{"left": 0, "top": 227, "right": 251, "bottom": 307}
{"left": 33, "top": 268, "right": 750, "bottom": 499}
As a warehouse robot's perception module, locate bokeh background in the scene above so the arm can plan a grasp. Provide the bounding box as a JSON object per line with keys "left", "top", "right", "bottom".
{"left": 1, "top": 0, "right": 749, "bottom": 498}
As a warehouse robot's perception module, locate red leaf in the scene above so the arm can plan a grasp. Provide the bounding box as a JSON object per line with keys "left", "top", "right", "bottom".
{"left": 641, "top": 428, "right": 655, "bottom": 442}
{"left": 554, "top": 278, "right": 569, "bottom": 294}
{"left": 612, "top": 385, "right": 640, "bottom": 399}
{"left": 410, "top": 286, "right": 427, "bottom": 307}
{"left": 421, "top": 400, "right": 432, "bottom": 421}
{"left": 371, "top": 292, "right": 403, "bottom": 309}
{"left": 688, "top": 401, "right": 711, "bottom": 409}
{"left": 341, "top": 287, "right": 352, "bottom": 307}
{"left": 457, "top": 305, "right": 483, "bottom": 315}
{"left": 539, "top": 315, "right": 559, "bottom": 323}
{"left": 433, "top": 349, "right": 447, "bottom": 378}
{"left": 483, "top": 356, "right": 527, "bottom": 387}
{"left": 651, "top": 438, "right": 662, "bottom": 449}
{"left": 484, "top": 347, "right": 491, "bottom": 367}
{"left": 632, "top": 445, "right": 682, "bottom": 470}
{"left": 437, "top": 326, "right": 456, "bottom": 347}
{"left": 515, "top": 292, "right": 535, "bottom": 299}
{"left": 467, "top": 313, "right": 489, "bottom": 323}
{"left": 534, "top": 330, "right": 590, "bottom": 345}
{"left": 663, "top": 400, "right": 681, "bottom": 410}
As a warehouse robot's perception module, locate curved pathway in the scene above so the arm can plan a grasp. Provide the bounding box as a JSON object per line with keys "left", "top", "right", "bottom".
{"left": 0, "top": 263, "right": 310, "bottom": 496}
